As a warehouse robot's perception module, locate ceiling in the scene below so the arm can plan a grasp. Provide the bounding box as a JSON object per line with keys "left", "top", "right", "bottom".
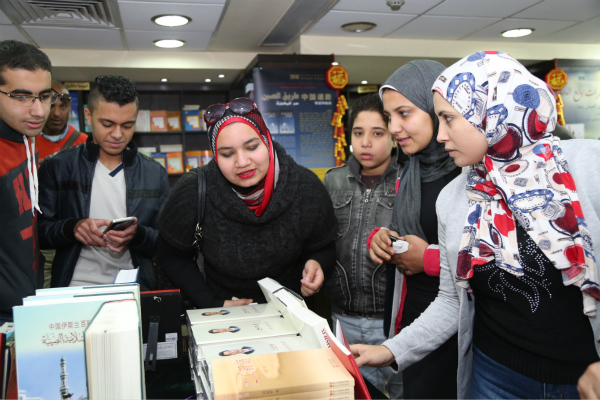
{"left": 1, "top": 0, "right": 599, "bottom": 87}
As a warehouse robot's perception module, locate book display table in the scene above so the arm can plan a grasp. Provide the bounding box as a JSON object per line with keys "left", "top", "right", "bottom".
{"left": 145, "top": 357, "right": 388, "bottom": 399}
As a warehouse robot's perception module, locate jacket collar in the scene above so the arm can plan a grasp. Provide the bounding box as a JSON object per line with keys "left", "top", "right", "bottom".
{"left": 0, "top": 119, "right": 26, "bottom": 142}
{"left": 347, "top": 152, "right": 400, "bottom": 183}
{"left": 84, "top": 133, "right": 138, "bottom": 167}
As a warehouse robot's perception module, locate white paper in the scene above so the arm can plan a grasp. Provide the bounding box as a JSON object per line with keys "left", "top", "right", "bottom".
{"left": 165, "top": 332, "right": 178, "bottom": 342}
{"left": 392, "top": 240, "right": 409, "bottom": 254}
{"left": 143, "top": 341, "right": 177, "bottom": 360}
{"left": 114, "top": 267, "right": 139, "bottom": 284}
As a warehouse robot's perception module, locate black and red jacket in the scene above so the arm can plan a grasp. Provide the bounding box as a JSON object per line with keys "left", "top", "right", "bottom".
{"left": 0, "top": 119, "right": 43, "bottom": 315}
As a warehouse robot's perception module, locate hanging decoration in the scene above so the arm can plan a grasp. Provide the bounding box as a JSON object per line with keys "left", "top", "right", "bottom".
{"left": 326, "top": 57, "right": 349, "bottom": 166}
{"left": 545, "top": 60, "right": 568, "bottom": 126}
{"left": 332, "top": 95, "right": 348, "bottom": 166}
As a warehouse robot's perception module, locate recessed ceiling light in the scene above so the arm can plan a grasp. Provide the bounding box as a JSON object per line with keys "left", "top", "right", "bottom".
{"left": 153, "top": 39, "right": 185, "bottom": 48}
{"left": 152, "top": 15, "right": 191, "bottom": 27}
{"left": 501, "top": 28, "right": 534, "bottom": 38}
{"left": 205, "top": 78, "right": 212, "bottom": 83}
{"left": 361, "top": 80, "right": 368, "bottom": 84}
{"left": 218, "top": 74, "right": 225, "bottom": 78}
{"left": 341, "top": 22, "right": 376, "bottom": 33}
{"left": 161, "top": 78, "right": 168, "bottom": 82}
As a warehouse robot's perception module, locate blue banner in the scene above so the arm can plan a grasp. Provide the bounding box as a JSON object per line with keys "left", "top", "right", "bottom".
{"left": 252, "top": 67, "right": 337, "bottom": 169}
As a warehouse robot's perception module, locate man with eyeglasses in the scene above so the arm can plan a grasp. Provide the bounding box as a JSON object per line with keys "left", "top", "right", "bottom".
{"left": 38, "top": 81, "right": 88, "bottom": 164}
{"left": 0, "top": 40, "right": 54, "bottom": 322}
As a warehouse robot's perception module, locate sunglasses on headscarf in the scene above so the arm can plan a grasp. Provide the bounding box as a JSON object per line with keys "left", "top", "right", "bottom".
{"left": 204, "top": 97, "right": 257, "bottom": 125}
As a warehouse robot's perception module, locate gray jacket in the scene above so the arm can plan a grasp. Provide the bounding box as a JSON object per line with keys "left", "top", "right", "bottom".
{"left": 322, "top": 155, "right": 400, "bottom": 315}
{"left": 383, "top": 139, "right": 600, "bottom": 399}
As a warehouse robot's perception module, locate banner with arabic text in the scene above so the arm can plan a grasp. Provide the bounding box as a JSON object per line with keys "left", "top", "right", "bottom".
{"left": 252, "top": 67, "right": 337, "bottom": 174}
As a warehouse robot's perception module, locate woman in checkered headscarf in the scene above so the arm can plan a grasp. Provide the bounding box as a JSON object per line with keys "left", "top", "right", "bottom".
{"left": 351, "top": 51, "right": 600, "bottom": 399}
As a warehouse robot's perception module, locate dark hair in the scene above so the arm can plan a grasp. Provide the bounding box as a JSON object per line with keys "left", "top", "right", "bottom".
{"left": 0, "top": 40, "right": 52, "bottom": 85}
{"left": 87, "top": 75, "right": 138, "bottom": 112}
{"left": 348, "top": 93, "right": 386, "bottom": 129}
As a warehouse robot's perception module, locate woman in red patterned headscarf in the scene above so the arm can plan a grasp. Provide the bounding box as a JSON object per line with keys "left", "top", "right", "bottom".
{"left": 351, "top": 51, "right": 600, "bottom": 400}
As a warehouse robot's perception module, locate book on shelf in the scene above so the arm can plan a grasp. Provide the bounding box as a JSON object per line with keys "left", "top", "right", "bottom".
{"left": 185, "top": 150, "right": 202, "bottom": 171}
{"left": 13, "top": 290, "right": 140, "bottom": 400}
{"left": 184, "top": 109, "right": 202, "bottom": 131}
{"left": 166, "top": 152, "right": 184, "bottom": 174}
{"left": 187, "top": 303, "right": 280, "bottom": 327}
{"left": 84, "top": 299, "right": 144, "bottom": 399}
{"left": 211, "top": 347, "right": 354, "bottom": 400}
{"left": 159, "top": 143, "right": 183, "bottom": 153}
{"left": 151, "top": 152, "right": 167, "bottom": 169}
{"left": 200, "top": 150, "right": 214, "bottom": 166}
{"left": 150, "top": 110, "right": 168, "bottom": 132}
{"left": 200, "top": 110, "right": 207, "bottom": 130}
{"left": 140, "top": 289, "right": 182, "bottom": 366}
{"left": 136, "top": 109, "right": 151, "bottom": 132}
{"left": 138, "top": 146, "right": 157, "bottom": 157}
{"left": 166, "top": 110, "right": 182, "bottom": 131}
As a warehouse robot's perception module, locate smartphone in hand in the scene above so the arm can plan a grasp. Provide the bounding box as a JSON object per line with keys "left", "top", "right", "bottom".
{"left": 104, "top": 217, "right": 136, "bottom": 233}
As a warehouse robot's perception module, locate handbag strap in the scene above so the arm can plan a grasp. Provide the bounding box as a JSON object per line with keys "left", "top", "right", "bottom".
{"left": 60, "top": 129, "right": 81, "bottom": 151}
{"left": 193, "top": 167, "right": 206, "bottom": 249}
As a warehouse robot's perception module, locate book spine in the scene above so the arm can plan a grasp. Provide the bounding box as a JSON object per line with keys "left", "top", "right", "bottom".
{"left": 214, "top": 379, "right": 354, "bottom": 400}
{"left": 259, "top": 386, "right": 353, "bottom": 399}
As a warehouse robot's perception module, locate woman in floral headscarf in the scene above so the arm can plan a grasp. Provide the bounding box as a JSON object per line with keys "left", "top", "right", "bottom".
{"left": 350, "top": 51, "right": 600, "bottom": 399}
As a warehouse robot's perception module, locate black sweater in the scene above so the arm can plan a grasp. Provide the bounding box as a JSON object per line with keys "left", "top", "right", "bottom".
{"left": 156, "top": 142, "right": 337, "bottom": 307}
{"left": 471, "top": 223, "right": 599, "bottom": 383}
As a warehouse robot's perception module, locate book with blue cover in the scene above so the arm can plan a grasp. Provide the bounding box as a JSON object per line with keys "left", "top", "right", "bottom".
{"left": 183, "top": 109, "right": 202, "bottom": 131}
{"left": 13, "top": 291, "right": 137, "bottom": 399}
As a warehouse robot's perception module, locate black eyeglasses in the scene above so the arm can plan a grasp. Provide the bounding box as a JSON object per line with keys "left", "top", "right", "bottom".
{"left": 204, "top": 97, "right": 257, "bottom": 125}
{"left": 0, "top": 89, "right": 58, "bottom": 107}
{"left": 56, "top": 93, "right": 72, "bottom": 102}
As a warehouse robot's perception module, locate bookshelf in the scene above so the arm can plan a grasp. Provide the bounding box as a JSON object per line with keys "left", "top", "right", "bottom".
{"left": 132, "top": 83, "right": 230, "bottom": 186}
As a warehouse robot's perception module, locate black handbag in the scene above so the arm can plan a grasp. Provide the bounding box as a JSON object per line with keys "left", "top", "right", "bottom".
{"left": 153, "top": 167, "right": 206, "bottom": 293}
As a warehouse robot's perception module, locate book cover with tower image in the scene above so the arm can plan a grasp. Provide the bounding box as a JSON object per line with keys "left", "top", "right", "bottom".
{"left": 13, "top": 291, "right": 136, "bottom": 399}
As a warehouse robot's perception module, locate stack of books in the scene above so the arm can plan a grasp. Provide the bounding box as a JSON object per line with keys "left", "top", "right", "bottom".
{"left": 186, "top": 278, "right": 370, "bottom": 400}
{"left": 12, "top": 284, "right": 145, "bottom": 399}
